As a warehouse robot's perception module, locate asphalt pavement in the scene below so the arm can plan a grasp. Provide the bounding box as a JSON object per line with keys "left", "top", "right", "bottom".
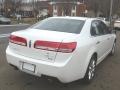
{"left": 0, "top": 24, "right": 30, "bottom": 34}
{"left": 0, "top": 25, "right": 120, "bottom": 90}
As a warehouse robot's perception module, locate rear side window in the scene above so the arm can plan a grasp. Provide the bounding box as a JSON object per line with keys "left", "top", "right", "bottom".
{"left": 31, "top": 18, "right": 85, "bottom": 34}
{"left": 91, "top": 21, "right": 100, "bottom": 36}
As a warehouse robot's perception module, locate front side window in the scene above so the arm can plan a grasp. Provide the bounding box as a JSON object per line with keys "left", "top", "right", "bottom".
{"left": 31, "top": 18, "right": 85, "bottom": 34}
{"left": 99, "top": 21, "right": 110, "bottom": 34}
{"left": 91, "top": 20, "right": 111, "bottom": 36}
{"left": 96, "top": 21, "right": 105, "bottom": 35}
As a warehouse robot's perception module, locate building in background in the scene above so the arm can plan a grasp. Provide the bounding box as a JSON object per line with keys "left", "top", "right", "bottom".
{"left": 35, "top": 0, "right": 50, "bottom": 17}
{"left": 19, "top": 0, "right": 50, "bottom": 17}
{"left": 0, "top": 0, "right": 87, "bottom": 17}
{"left": 0, "top": 0, "right": 4, "bottom": 15}
{"left": 48, "top": 0, "right": 86, "bottom": 17}
{"left": 18, "top": 0, "right": 87, "bottom": 17}
{"left": 19, "top": 1, "right": 34, "bottom": 17}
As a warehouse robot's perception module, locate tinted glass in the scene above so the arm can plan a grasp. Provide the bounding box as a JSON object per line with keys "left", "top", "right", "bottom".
{"left": 100, "top": 21, "right": 110, "bottom": 34}
{"left": 91, "top": 21, "right": 100, "bottom": 36}
{"left": 31, "top": 18, "right": 85, "bottom": 34}
{"left": 97, "top": 21, "right": 105, "bottom": 35}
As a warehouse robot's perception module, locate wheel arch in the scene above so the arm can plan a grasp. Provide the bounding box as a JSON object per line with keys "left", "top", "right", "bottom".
{"left": 115, "top": 39, "right": 116, "bottom": 43}
{"left": 82, "top": 47, "right": 98, "bottom": 77}
{"left": 83, "top": 52, "right": 97, "bottom": 79}
{"left": 92, "top": 52, "right": 97, "bottom": 61}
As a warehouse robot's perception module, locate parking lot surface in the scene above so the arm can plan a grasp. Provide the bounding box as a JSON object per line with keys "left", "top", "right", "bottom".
{"left": 0, "top": 26, "right": 120, "bottom": 90}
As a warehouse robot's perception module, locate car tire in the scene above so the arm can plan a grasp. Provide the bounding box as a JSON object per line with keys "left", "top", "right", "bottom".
{"left": 110, "top": 42, "right": 116, "bottom": 56}
{"left": 83, "top": 55, "right": 97, "bottom": 83}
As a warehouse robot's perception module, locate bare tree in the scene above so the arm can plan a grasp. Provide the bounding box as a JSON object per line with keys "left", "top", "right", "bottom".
{"left": 86, "top": 0, "right": 120, "bottom": 17}
{"left": 4, "top": 0, "right": 13, "bottom": 17}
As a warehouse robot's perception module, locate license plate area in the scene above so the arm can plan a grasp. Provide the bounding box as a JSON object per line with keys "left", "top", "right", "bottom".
{"left": 22, "top": 62, "right": 36, "bottom": 73}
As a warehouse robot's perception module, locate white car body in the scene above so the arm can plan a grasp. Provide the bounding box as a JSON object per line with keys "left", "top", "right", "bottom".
{"left": 6, "top": 17, "right": 116, "bottom": 83}
{"left": 114, "top": 20, "right": 120, "bottom": 29}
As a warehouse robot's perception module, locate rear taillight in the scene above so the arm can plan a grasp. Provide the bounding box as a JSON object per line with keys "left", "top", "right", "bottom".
{"left": 34, "top": 40, "right": 77, "bottom": 53}
{"left": 9, "top": 35, "right": 27, "bottom": 46}
{"left": 58, "top": 42, "right": 77, "bottom": 53}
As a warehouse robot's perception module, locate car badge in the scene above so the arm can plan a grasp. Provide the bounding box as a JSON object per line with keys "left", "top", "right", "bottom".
{"left": 29, "top": 40, "right": 32, "bottom": 48}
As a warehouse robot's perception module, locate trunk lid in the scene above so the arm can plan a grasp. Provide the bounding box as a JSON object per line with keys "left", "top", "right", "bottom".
{"left": 9, "top": 29, "right": 77, "bottom": 62}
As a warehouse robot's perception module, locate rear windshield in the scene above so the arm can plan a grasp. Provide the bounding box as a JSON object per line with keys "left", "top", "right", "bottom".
{"left": 31, "top": 18, "right": 85, "bottom": 34}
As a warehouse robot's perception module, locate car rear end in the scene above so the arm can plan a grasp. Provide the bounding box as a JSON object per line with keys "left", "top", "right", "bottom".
{"left": 6, "top": 17, "right": 87, "bottom": 83}
{"left": 114, "top": 20, "right": 120, "bottom": 30}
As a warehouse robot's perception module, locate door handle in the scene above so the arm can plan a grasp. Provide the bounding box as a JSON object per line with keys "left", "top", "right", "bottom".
{"left": 96, "top": 41, "right": 100, "bottom": 44}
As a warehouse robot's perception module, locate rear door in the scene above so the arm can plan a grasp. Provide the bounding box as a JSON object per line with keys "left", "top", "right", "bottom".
{"left": 91, "top": 20, "right": 108, "bottom": 60}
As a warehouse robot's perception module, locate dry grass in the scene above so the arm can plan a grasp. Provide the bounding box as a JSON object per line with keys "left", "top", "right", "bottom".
{"left": 11, "top": 17, "right": 38, "bottom": 24}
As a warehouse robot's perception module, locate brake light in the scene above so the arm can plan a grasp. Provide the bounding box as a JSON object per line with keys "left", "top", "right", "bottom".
{"left": 58, "top": 42, "right": 77, "bottom": 53}
{"left": 9, "top": 35, "right": 27, "bottom": 46}
{"left": 34, "top": 40, "right": 77, "bottom": 53}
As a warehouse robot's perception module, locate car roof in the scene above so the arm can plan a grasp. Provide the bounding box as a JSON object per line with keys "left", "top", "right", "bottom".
{"left": 50, "top": 16, "right": 96, "bottom": 21}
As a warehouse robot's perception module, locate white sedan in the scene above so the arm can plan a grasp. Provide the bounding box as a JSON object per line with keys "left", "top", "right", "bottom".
{"left": 114, "top": 19, "right": 120, "bottom": 29}
{"left": 6, "top": 17, "right": 116, "bottom": 83}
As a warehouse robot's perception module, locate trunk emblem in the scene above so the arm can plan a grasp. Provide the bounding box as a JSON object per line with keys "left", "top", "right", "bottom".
{"left": 29, "top": 40, "right": 32, "bottom": 48}
{"left": 45, "top": 52, "right": 53, "bottom": 60}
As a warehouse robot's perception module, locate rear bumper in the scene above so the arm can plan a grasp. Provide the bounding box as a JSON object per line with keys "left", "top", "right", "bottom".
{"left": 114, "top": 23, "right": 120, "bottom": 28}
{"left": 6, "top": 47, "right": 85, "bottom": 83}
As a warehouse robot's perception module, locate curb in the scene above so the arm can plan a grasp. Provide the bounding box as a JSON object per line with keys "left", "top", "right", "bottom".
{"left": 0, "top": 24, "right": 30, "bottom": 27}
